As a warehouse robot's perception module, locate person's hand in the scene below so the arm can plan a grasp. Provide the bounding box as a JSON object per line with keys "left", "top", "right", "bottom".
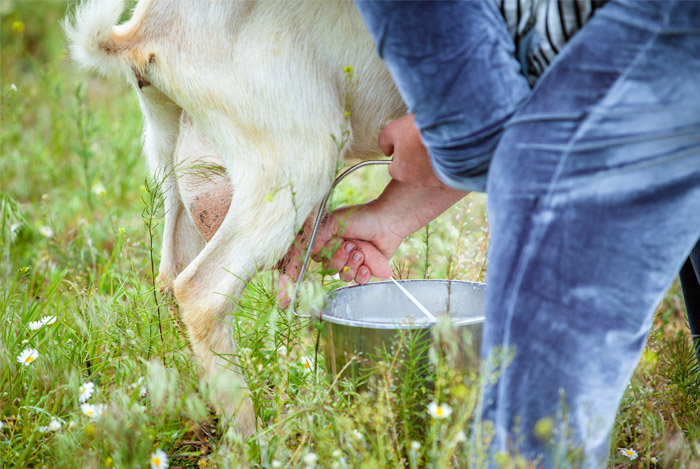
{"left": 276, "top": 203, "right": 399, "bottom": 307}
{"left": 311, "top": 204, "right": 400, "bottom": 282}
{"left": 380, "top": 114, "right": 443, "bottom": 188}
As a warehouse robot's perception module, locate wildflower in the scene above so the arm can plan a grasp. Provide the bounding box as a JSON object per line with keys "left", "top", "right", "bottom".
{"left": 38, "top": 226, "right": 54, "bottom": 239}
{"left": 136, "top": 376, "right": 147, "bottom": 397}
{"left": 302, "top": 452, "right": 318, "bottom": 468}
{"left": 48, "top": 418, "right": 62, "bottom": 432}
{"left": 81, "top": 403, "right": 103, "bottom": 420}
{"left": 534, "top": 417, "right": 554, "bottom": 440}
{"left": 332, "top": 450, "right": 342, "bottom": 458}
{"left": 410, "top": 441, "right": 421, "bottom": 451}
{"left": 271, "top": 461, "right": 282, "bottom": 468}
{"left": 300, "top": 356, "right": 313, "bottom": 373}
{"left": 651, "top": 457, "right": 658, "bottom": 464}
{"left": 150, "top": 448, "right": 169, "bottom": 469}
{"left": 12, "top": 20, "right": 25, "bottom": 33}
{"left": 10, "top": 84, "right": 17, "bottom": 93}
{"left": 427, "top": 401, "right": 452, "bottom": 419}
{"left": 17, "top": 348, "right": 39, "bottom": 366}
{"left": 351, "top": 429, "right": 363, "bottom": 441}
{"left": 79, "top": 381, "right": 95, "bottom": 402}
{"left": 92, "top": 182, "right": 106, "bottom": 197}
{"left": 618, "top": 448, "right": 638, "bottom": 461}
{"left": 28, "top": 315, "right": 56, "bottom": 331}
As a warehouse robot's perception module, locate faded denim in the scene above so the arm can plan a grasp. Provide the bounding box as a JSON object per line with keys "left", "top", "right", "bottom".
{"left": 356, "top": 0, "right": 700, "bottom": 467}
{"left": 356, "top": 0, "right": 531, "bottom": 193}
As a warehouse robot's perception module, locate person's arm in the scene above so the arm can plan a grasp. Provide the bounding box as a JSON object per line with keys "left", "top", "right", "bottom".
{"left": 318, "top": 177, "right": 468, "bottom": 283}
{"left": 277, "top": 116, "right": 467, "bottom": 292}
{"left": 355, "top": 0, "right": 531, "bottom": 192}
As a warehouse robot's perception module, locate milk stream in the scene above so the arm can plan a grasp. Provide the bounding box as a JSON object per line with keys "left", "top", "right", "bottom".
{"left": 389, "top": 277, "right": 437, "bottom": 322}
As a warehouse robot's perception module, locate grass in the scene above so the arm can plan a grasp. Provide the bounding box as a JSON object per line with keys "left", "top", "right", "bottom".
{"left": 1, "top": 2, "right": 699, "bottom": 468}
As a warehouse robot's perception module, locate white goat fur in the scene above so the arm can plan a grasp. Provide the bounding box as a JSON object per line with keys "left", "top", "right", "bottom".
{"left": 65, "top": 0, "right": 405, "bottom": 436}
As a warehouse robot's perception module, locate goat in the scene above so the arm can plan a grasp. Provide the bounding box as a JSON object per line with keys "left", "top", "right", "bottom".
{"left": 65, "top": 0, "right": 405, "bottom": 436}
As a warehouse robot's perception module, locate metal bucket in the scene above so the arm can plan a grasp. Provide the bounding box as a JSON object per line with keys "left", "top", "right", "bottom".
{"left": 290, "top": 160, "right": 486, "bottom": 382}
{"left": 320, "top": 279, "right": 485, "bottom": 382}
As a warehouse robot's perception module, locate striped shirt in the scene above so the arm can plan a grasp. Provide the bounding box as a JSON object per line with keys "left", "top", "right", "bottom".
{"left": 497, "top": 0, "right": 607, "bottom": 83}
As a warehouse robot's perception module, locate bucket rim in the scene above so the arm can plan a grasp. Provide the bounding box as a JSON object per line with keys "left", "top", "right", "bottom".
{"left": 319, "top": 279, "right": 486, "bottom": 329}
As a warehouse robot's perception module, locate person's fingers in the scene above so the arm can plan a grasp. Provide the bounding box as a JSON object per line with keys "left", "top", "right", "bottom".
{"left": 339, "top": 249, "right": 364, "bottom": 282}
{"left": 323, "top": 239, "right": 355, "bottom": 274}
{"left": 354, "top": 240, "right": 392, "bottom": 279}
{"left": 378, "top": 125, "right": 395, "bottom": 157}
{"left": 355, "top": 265, "right": 372, "bottom": 284}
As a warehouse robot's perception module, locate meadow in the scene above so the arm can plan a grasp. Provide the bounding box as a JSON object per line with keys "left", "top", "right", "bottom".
{"left": 1, "top": 2, "right": 699, "bottom": 468}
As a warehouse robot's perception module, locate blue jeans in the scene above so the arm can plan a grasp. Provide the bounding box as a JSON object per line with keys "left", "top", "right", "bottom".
{"left": 356, "top": 0, "right": 700, "bottom": 466}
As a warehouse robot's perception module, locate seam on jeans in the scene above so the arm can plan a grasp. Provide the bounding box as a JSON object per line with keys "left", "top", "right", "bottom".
{"left": 493, "top": 22, "right": 662, "bottom": 440}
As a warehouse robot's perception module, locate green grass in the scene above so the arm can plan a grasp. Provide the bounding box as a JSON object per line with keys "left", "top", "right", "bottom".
{"left": 1, "top": 2, "right": 699, "bottom": 468}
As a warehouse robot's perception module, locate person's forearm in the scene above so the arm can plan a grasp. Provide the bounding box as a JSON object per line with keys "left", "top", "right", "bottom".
{"left": 369, "top": 179, "right": 469, "bottom": 238}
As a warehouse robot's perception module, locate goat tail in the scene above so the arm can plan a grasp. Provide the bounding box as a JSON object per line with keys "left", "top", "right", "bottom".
{"left": 63, "top": 0, "right": 145, "bottom": 81}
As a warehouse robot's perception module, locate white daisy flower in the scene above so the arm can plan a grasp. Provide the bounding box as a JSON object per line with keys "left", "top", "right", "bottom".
{"left": 42, "top": 315, "right": 56, "bottom": 325}
{"left": 618, "top": 448, "right": 638, "bottom": 461}
{"left": 28, "top": 319, "right": 44, "bottom": 331}
{"left": 150, "top": 448, "right": 169, "bottom": 469}
{"left": 302, "top": 452, "right": 318, "bottom": 468}
{"left": 427, "top": 401, "right": 452, "bottom": 419}
{"left": 300, "top": 356, "right": 313, "bottom": 373}
{"left": 91, "top": 182, "right": 106, "bottom": 197}
{"left": 80, "top": 403, "right": 103, "bottom": 420}
{"left": 10, "top": 84, "right": 17, "bottom": 92}
{"left": 38, "top": 226, "right": 54, "bottom": 239}
{"left": 28, "top": 315, "right": 56, "bottom": 331}
{"left": 410, "top": 441, "right": 421, "bottom": 451}
{"left": 17, "top": 348, "right": 39, "bottom": 366}
{"left": 78, "top": 381, "right": 95, "bottom": 402}
{"left": 351, "top": 429, "right": 363, "bottom": 441}
{"left": 48, "top": 418, "right": 62, "bottom": 432}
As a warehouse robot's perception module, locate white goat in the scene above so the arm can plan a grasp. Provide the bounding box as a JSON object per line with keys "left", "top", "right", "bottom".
{"left": 65, "top": 0, "right": 405, "bottom": 436}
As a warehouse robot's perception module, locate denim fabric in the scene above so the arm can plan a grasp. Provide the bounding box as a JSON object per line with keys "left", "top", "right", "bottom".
{"left": 484, "top": 1, "right": 700, "bottom": 466}
{"left": 355, "top": 0, "right": 531, "bottom": 192}
{"left": 356, "top": 0, "right": 700, "bottom": 467}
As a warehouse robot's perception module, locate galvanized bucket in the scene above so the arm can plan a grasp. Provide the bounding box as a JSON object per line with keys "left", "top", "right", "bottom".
{"left": 291, "top": 160, "right": 486, "bottom": 381}
{"left": 321, "top": 279, "right": 485, "bottom": 382}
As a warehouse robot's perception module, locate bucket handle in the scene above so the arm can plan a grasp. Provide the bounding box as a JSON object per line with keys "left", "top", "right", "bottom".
{"left": 289, "top": 159, "right": 390, "bottom": 318}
